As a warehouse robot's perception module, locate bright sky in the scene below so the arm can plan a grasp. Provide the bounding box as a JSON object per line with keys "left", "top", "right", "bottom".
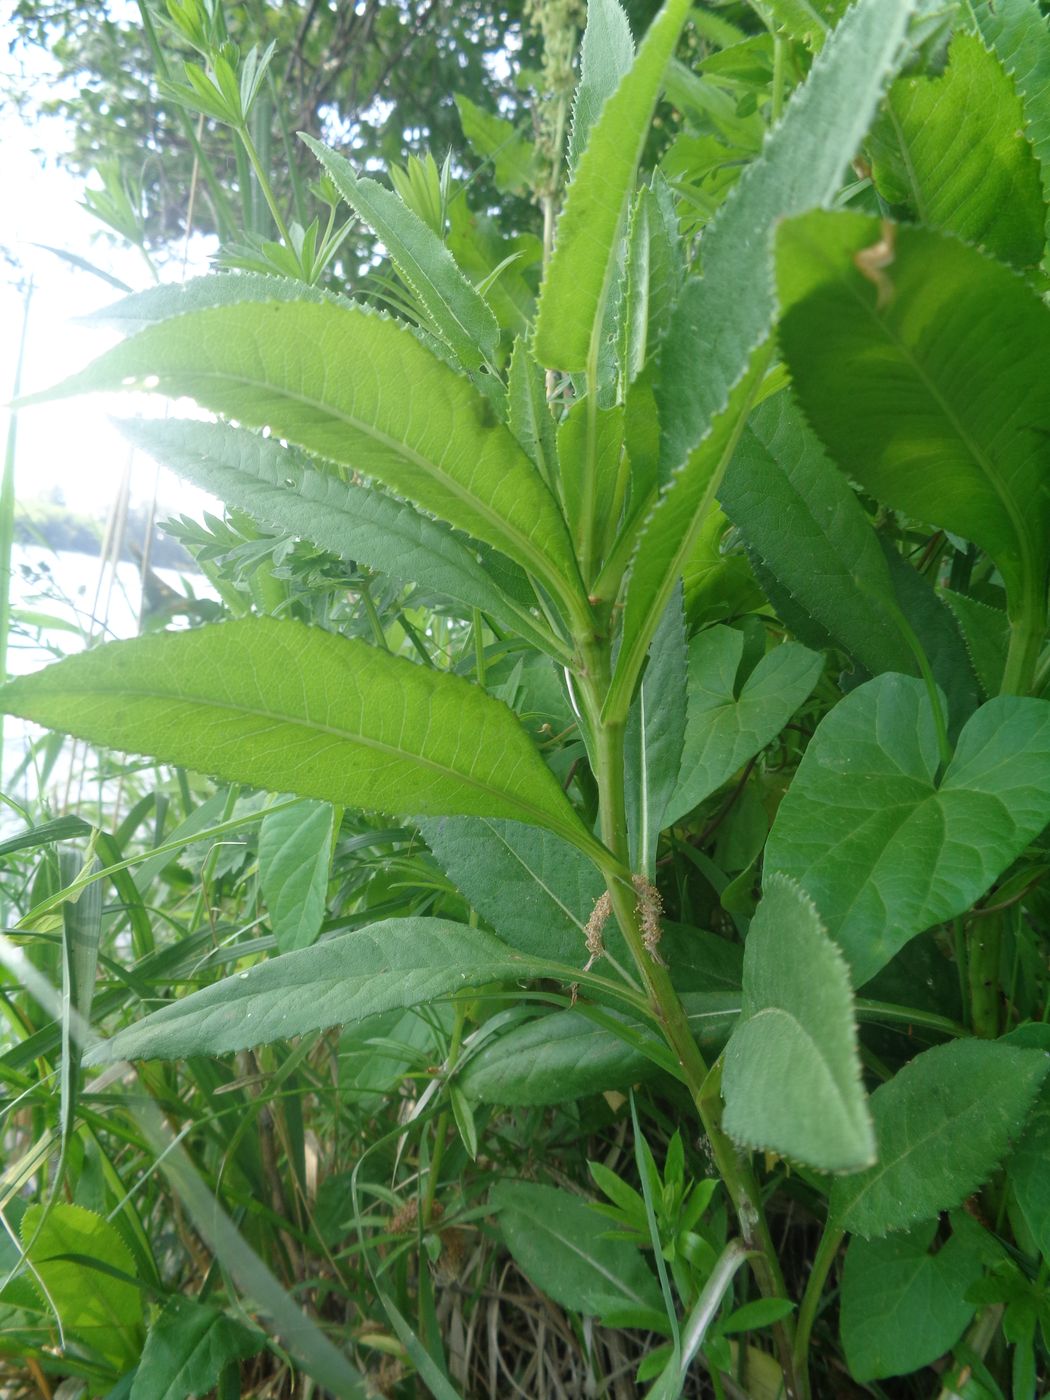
{"left": 0, "top": 4, "right": 211, "bottom": 516}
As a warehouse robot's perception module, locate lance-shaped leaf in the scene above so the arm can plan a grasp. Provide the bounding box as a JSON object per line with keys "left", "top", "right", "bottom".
{"left": 533, "top": 0, "right": 691, "bottom": 372}
{"left": 720, "top": 391, "right": 978, "bottom": 733}
{"left": 85, "top": 270, "right": 343, "bottom": 331}
{"left": 0, "top": 619, "right": 602, "bottom": 860}
{"left": 765, "top": 674, "right": 1050, "bottom": 986}
{"left": 970, "top": 0, "right": 1050, "bottom": 251}
{"left": 301, "top": 135, "right": 499, "bottom": 370}
{"left": 665, "top": 624, "right": 822, "bottom": 828}
{"left": 120, "top": 417, "right": 562, "bottom": 659}
{"left": 606, "top": 0, "right": 919, "bottom": 721}
{"left": 722, "top": 875, "right": 874, "bottom": 1173}
{"left": 777, "top": 211, "right": 1050, "bottom": 632}
{"left": 868, "top": 32, "right": 1044, "bottom": 269}
{"left": 24, "top": 299, "right": 583, "bottom": 609}
{"left": 569, "top": 0, "right": 635, "bottom": 169}
{"left": 84, "top": 919, "right": 597, "bottom": 1065}
{"left": 830, "top": 1039, "right": 1049, "bottom": 1237}
{"left": 258, "top": 799, "right": 333, "bottom": 953}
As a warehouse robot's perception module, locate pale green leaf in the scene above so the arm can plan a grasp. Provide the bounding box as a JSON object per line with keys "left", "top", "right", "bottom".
{"left": 557, "top": 397, "right": 625, "bottom": 559}
{"left": 839, "top": 1215, "right": 994, "bottom": 1381}
{"left": 120, "top": 417, "right": 561, "bottom": 659}
{"left": 777, "top": 211, "right": 1050, "bottom": 629}
{"left": 722, "top": 875, "right": 874, "bottom": 1172}
{"left": 456, "top": 94, "right": 538, "bottom": 195}
{"left": 608, "top": 0, "right": 919, "bottom": 719}
{"left": 620, "top": 175, "right": 683, "bottom": 390}
{"left": 868, "top": 32, "right": 1044, "bottom": 268}
{"left": 86, "top": 270, "right": 341, "bottom": 332}
{"left": 301, "top": 134, "right": 500, "bottom": 369}
{"left": 84, "top": 919, "right": 584, "bottom": 1064}
{"left": 507, "top": 336, "right": 558, "bottom": 487}
{"left": 625, "top": 582, "right": 687, "bottom": 874}
{"left": 27, "top": 299, "right": 582, "bottom": 607}
{"left": 830, "top": 1039, "right": 1049, "bottom": 1237}
{"left": 766, "top": 675, "right": 1050, "bottom": 986}
{"left": 569, "top": 0, "right": 635, "bottom": 168}
{"left": 534, "top": 0, "right": 691, "bottom": 372}
{"left": 131, "top": 1296, "right": 263, "bottom": 1400}
{"left": 258, "top": 799, "right": 333, "bottom": 953}
{"left": 21, "top": 1203, "right": 143, "bottom": 1367}
{"left": 492, "top": 1181, "right": 663, "bottom": 1317}
{"left": 0, "top": 619, "right": 600, "bottom": 859}
{"left": 665, "top": 625, "right": 822, "bottom": 828}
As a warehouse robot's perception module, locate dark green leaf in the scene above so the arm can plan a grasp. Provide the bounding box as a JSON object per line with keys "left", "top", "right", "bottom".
{"left": 765, "top": 675, "right": 1050, "bottom": 986}
{"left": 131, "top": 1296, "right": 263, "bottom": 1400}
{"left": 830, "top": 1039, "right": 1049, "bottom": 1236}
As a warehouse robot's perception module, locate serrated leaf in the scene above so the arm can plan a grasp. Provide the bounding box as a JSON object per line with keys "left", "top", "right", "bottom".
{"left": 301, "top": 135, "right": 500, "bottom": 369}
{"left": 258, "top": 799, "right": 333, "bottom": 953}
{"left": 0, "top": 619, "right": 600, "bottom": 859}
{"left": 766, "top": 675, "right": 1050, "bottom": 986}
{"left": 722, "top": 875, "right": 874, "bottom": 1172}
{"left": 839, "top": 1215, "right": 993, "bottom": 1382}
{"left": 131, "top": 1296, "right": 263, "bottom": 1400}
{"left": 461, "top": 1009, "right": 661, "bottom": 1105}
{"left": 608, "top": 0, "right": 919, "bottom": 719}
{"left": 665, "top": 625, "right": 822, "bottom": 827}
{"left": 868, "top": 32, "right": 1044, "bottom": 268}
{"left": 493, "top": 1181, "right": 663, "bottom": 1318}
{"left": 85, "top": 270, "right": 342, "bottom": 331}
{"left": 941, "top": 590, "right": 1011, "bottom": 700}
{"left": 85, "top": 919, "right": 583, "bottom": 1064}
{"left": 120, "top": 417, "right": 559, "bottom": 658}
{"left": 776, "top": 211, "right": 1050, "bottom": 641}
{"left": 26, "top": 298, "right": 581, "bottom": 607}
{"left": 569, "top": 0, "right": 635, "bottom": 168}
{"left": 620, "top": 176, "right": 684, "bottom": 389}
{"left": 534, "top": 0, "right": 691, "bottom": 372}
{"left": 721, "top": 391, "right": 979, "bottom": 732}
{"left": 507, "top": 336, "right": 558, "bottom": 485}
{"left": 21, "top": 1203, "right": 143, "bottom": 1367}
{"left": 970, "top": 0, "right": 1050, "bottom": 252}
{"left": 830, "top": 1039, "right": 1049, "bottom": 1237}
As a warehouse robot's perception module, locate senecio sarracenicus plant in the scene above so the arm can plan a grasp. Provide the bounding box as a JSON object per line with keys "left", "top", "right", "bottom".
{"left": 8, "top": 0, "right": 1050, "bottom": 1394}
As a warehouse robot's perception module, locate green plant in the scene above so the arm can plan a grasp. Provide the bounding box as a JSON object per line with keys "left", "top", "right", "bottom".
{"left": 6, "top": 0, "right": 1050, "bottom": 1395}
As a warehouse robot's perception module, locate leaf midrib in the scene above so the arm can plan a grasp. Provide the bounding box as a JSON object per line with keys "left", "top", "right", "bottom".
{"left": 40, "top": 678, "right": 585, "bottom": 849}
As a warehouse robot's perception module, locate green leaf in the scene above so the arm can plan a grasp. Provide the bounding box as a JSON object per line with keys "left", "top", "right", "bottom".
{"left": 258, "top": 799, "right": 333, "bottom": 953}
{"left": 419, "top": 816, "right": 613, "bottom": 962}
{"left": 534, "top": 0, "right": 691, "bottom": 372}
{"left": 119, "top": 417, "right": 560, "bottom": 660}
{"left": 625, "top": 583, "right": 688, "bottom": 874}
{"left": 456, "top": 94, "right": 538, "bottom": 195}
{"left": 507, "top": 336, "right": 558, "bottom": 487}
{"left": 30, "top": 299, "right": 582, "bottom": 608}
{"left": 300, "top": 135, "right": 500, "bottom": 370}
{"left": 969, "top": 0, "right": 1050, "bottom": 253}
{"left": 620, "top": 176, "right": 684, "bottom": 389}
{"left": 830, "top": 1039, "right": 1049, "bottom": 1237}
{"left": 607, "top": 0, "right": 919, "bottom": 719}
{"left": 665, "top": 625, "right": 822, "bottom": 828}
{"left": 942, "top": 590, "right": 1010, "bottom": 700}
{"left": 21, "top": 1202, "right": 143, "bottom": 1367}
{"left": 765, "top": 674, "right": 1050, "bottom": 986}
{"left": 131, "top": 1296, "right": 263, "bottom": 1400}
{"left": 839, "top": 1216, "right": 993, "bottom": 1382}
{"left": 721, "top": 392, "right": 978, "bottom": 732}
{"left": 722, "top": 875, "right": 874, "bottom": 1172}
{"left": 0, "top": 619, "right": 600, "bottom": 859}
{"left": 1006, "top": 1062, "right": 1050, "bottom": 1261}
{"left": 557, "top": 397, "right": 626, "bottom": 559}
{"left": 461, "top": 1009, "right": 662, "bottom": 1105}
{"left": 776, "top": 211, "right": 1050, "bottom": 634}
{"left": 85, "top": 919, "right": 585, "bottom": 1064}
{"left": 492, "top": 1181, "right": 663, "bottom": 1318}
{"left": 87, "top": 270, "right": 342, "bottom": 332}
{"left": 868, "top": 32, "right": 1044, "bottom": 268}
{"left": 569, "top": 0, "right": 635, "bottom": 168}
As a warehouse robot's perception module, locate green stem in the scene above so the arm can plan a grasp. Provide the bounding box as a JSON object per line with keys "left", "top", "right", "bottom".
{"left": 792, "top": 1224, "right": 844, "bottom": 1394}
{"left": 1001, "top": 580, "right": 1047, "bottom": 697}
{"left": 578, "top": 641, "right": 800, "bottom": 1396}
{"left": 422, "top": 998, "right": 467, "bottom": 1227}
{"left": 238, "top": 123, "right": 294, "bottom": 249}
{"left": 968, "top": 909, "right": 1002, "bottom": 1039}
